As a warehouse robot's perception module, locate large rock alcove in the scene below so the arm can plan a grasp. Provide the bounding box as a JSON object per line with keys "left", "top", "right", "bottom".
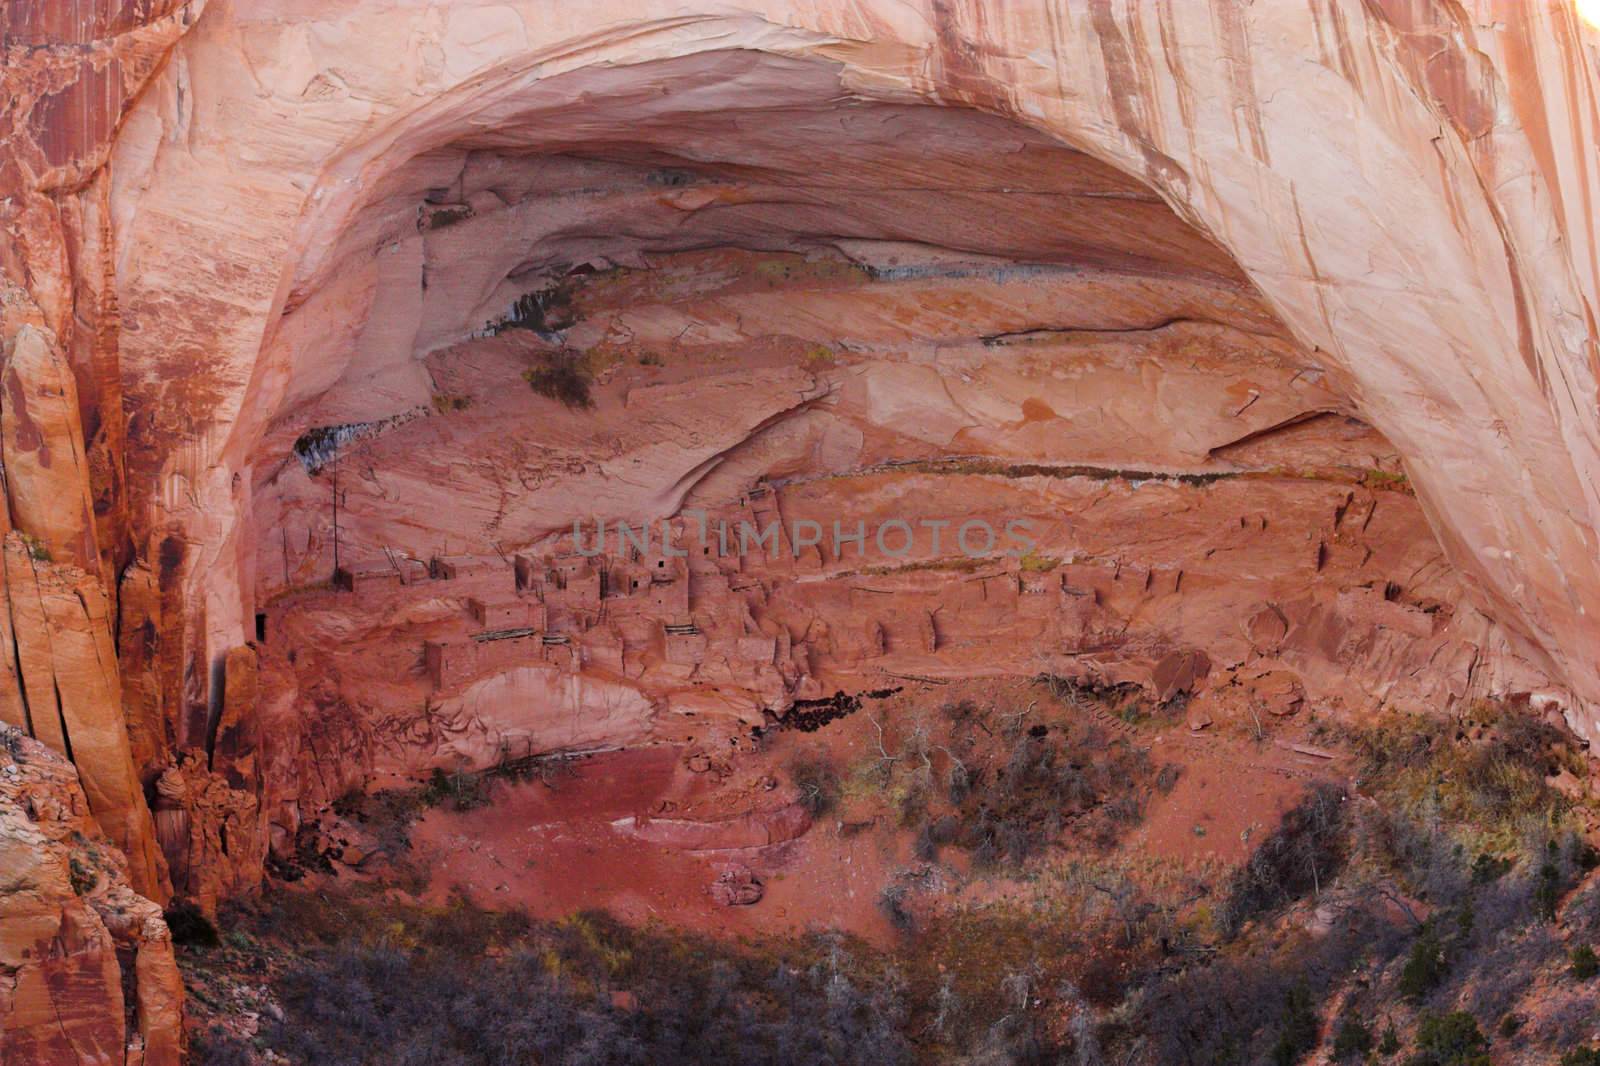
{"left": 4, "top": 2, "right": 1600, "bottom": 1061}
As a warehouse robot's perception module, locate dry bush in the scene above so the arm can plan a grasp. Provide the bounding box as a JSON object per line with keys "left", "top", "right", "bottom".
{"left": 523, "top": 353, "right": 594, "bottom": 409}
{"left": 1215, "top": 784, "right": 1347, "bottom": 939}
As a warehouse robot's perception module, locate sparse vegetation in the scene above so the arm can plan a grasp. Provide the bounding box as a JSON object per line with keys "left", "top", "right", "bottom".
{"left": 1125, "top": 700, "right": 1597, "bottom": 1066}
{"left": 420, "top": 766, "right": 491, "bottom": 811}
{"left": 753, "top": 256, "right": 868, "bottom": 285}
{"left": 1363, "top": 467, "right": 1412, "bottom": 491}
{"left": 878, "top": 882, "right": 916, "bottom": 936}
{"left": 68, "top": 854, "right": 97, "bottom": 895}
{"left": 1216, "top": 784, "right": 1347, "bottom": 938}
{"left": 430, "top": 392, "right": 472, "bottom": 413}
{"left": 789, "top": 754, "right": 842, "bottom": 817}
{"left": 1017, "top": 551, "right": 1060, "bottom": 572}
{"left": 178, "top": 696, "right": 1598, "bottom": 1066}
{"left": 191, "top": 1027, "right": 256, "bottom": 1066}
{"left": 193, "top": 894, "right": 921, "bottom": 1066}
{"left": 309, "top": 754, "right": 583, "bottom": 880}
{"left": 1571, "top": 943, "right": 1598, "bottom": 979}
{"left": 166, "top": 899, "right": 222, "bottom": 948}
{"left": 852, "top": 555, "right": 990, "bottom": 577}
{"left": 523, "top": 352, "right": 595, "bottom": 409}
{"left": 861, "top": 694, "right": 1161, "bottom": 870}
{"left": 187, "top": 879, "right": 1142, "bottom": 1066}
{"left": 1339, "top": 704, "right": 1584, "bottom": 850}
{"left": 801, "top": 344, "right": 835, "bottom": 371}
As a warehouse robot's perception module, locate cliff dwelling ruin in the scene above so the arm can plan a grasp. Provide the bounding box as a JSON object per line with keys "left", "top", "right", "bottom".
{"left": 5, "top": 2, "right": 1600, "bottom": 1064}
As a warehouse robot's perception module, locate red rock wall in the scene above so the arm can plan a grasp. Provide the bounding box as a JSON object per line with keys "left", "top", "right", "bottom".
{"left": 0, "top": 727, "right": 182, "bottom": 1066}
{"left": 6, "top": 1, "right": 1600, "bottom": 1057}
{"left": 1, "top": 3, "right": 207, "bottom": 1059}
{"left": 103, "top": 0, "right": 1600, "bottom": 739}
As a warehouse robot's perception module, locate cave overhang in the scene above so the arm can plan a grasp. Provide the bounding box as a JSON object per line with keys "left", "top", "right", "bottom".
{"left": 108, "top": 2, "right": 1600, "bottom": 735}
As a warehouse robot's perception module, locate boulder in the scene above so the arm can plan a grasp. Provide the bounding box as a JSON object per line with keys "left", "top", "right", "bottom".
{"left": 708, "top": 865, "right": 764, "bottom": 907}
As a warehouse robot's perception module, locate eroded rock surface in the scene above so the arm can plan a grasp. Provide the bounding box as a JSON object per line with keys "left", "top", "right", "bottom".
{"left": 6, "top": 0, "right": 1600, "bottom": 1058}
{"left": 0, "top": 727, "right": 182, "bottom": 1066}
{"left": 103, "top": 0, "right": 1600, "bottom": 736}
{"left": 234, "top": 246, "right": 1551, "bottom": 853}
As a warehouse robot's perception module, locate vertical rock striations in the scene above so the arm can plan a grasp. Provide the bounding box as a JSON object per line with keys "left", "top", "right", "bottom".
{"left": 1, "top": 3, "right": 210, "bottom": 1058}
{"left": 0, "top": 328, "right": 167, "bottom": 901}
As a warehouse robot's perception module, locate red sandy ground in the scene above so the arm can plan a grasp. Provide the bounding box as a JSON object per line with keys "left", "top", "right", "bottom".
{"left": 401, "top": 679, "right": 1342, "bottom": 945}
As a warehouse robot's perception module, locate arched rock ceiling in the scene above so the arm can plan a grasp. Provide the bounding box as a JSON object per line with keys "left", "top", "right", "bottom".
{"left": 239, "top": 49, "right": 1326, "bottom": 595}
{"left": 108, "top": 0, "right": 1600, "bottom": 736}
{"left": 255, "top": 51, "right": 1256, "bottom": 435}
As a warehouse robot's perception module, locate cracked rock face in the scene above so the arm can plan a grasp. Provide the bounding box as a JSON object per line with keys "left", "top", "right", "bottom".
{"left": 5, "top": 0, "right": 1600, "bottom": 1058}
{"left": 0, "top": 727, "right": 182, "bottom": 1066}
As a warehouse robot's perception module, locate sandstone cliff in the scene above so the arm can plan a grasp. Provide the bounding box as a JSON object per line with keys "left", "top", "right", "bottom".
{"left": 0, "top": 726, "right": 182, "bottom": 1066}
{"left": 7, "top": 0, "right": 1600, "bottom": 1060}
{"left": 109, "top": 0, "right": 1600, "bottom": 735}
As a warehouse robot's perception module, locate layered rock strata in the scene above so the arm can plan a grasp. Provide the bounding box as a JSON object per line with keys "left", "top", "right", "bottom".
{"left": 7, "top": 0, "right": 1600, "bottom": 1059}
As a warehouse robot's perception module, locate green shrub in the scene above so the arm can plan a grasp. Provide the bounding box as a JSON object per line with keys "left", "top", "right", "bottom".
{"left": 68, "top": 855, "right": 97, "bottom": 895}
{"left": 1270, "top": 982, "right": 1319, "bottom": 1066}
{"left": 1410, "top": 1011, "right": 1488, "bottom": 1066}
{"left": 1573, "top": 838, "right": 1600, "bottom": 872}
{"left": 1399, "top": 922, "right": 1449, "bottom": 1000}
{"left": 1570, "top": 944, "right": 1599, "bottom": 980}
{"left": 1469, "top": 852, "right": 1510, "bottom": 884}
{"left": 1331, "top": 1015, "right": 1373, "bottom": 1060}
{"left": 1535, "top": 859, "right": 1563, "bottom": 921}
{"left": 165, "top": 899, "right": 221, "bottom": 948}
